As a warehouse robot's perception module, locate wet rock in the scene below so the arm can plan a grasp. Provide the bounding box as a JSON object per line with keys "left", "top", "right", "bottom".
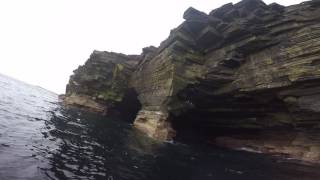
{"left": 134, "top": 110, "right": 176, "bottom": 140}
{"left": 63, "top": 93, "right": 107, "bottom": 114}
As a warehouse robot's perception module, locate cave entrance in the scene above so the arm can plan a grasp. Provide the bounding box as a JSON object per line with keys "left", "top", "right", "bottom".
{"left": 171, "top": 110, "right": 264, "bottom": 144}
{"left": 170, "top": 95, "right": 292, "bottom": 144}
{"left": 115, "top": 88, "right": 141, "bottom": 123}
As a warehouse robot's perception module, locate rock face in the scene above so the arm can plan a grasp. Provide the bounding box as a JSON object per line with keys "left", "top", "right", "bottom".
{"left": 64, "top": 0, "right": 320, "bottom": 149}
{"left": 64, "top": 51, "right": 140, "bottom": 115}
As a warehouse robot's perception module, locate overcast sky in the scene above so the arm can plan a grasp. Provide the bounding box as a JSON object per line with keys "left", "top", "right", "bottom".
{"left": 0, "top": 0, "right": 304, "bottom": 93}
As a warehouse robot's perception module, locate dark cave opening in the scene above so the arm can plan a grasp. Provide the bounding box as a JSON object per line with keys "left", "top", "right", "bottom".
{"left": 115, "top": 88, "right": 142, "bottom": 123}
{"left": 171, "top": 110, "right": 264, "bottom": 143}
{"left": 170, "top": 88, "right": 299, "bottom": 144}
{"left": 170, "top": 98, "right": 295, "bottom": 144}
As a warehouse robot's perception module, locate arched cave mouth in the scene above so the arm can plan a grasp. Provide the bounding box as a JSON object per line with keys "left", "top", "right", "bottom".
{"left": 114, "top": 88, "right": 141, "bottom": 123}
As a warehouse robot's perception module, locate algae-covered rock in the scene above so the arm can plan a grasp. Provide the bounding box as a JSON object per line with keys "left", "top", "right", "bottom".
{"left": 65, "top": 50, "right": 139, "bottom": 112}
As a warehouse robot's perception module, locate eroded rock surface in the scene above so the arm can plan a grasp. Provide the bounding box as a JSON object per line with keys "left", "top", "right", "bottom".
{"left": 64, "top": 50, "right": 140, "bottom": 114}
{"left": 64, "top": 0, "right": 320, "bottom": 160}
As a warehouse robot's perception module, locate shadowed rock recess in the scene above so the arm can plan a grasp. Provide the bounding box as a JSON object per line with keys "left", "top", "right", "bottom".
{"left": 64, "top": 0, "right": 320, "bottom": 163}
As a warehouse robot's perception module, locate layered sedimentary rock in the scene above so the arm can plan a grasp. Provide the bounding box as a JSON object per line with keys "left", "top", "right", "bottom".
{"left": 64, "top": 0, "right": 320, "bottom": 154}
{"left": 64, "top": 51, "right": 140, "bottom": 115}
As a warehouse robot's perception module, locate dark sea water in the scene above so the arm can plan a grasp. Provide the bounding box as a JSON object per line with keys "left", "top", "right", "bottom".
{"left": 0, "top": 73, "right": 319, "bottom": 180}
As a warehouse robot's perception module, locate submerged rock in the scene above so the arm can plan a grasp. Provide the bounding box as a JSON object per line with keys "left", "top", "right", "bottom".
{"left": 64, "top": 0, "right": 320, "bottom": 158}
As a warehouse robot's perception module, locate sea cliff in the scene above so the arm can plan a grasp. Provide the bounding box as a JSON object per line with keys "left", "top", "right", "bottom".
{"left": 63, "top": 0, "right": 320, "bottom": 164}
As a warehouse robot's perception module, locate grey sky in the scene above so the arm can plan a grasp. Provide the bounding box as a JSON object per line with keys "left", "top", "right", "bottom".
{"left": 0, "top": 0, "right": 304, "bottom": 93}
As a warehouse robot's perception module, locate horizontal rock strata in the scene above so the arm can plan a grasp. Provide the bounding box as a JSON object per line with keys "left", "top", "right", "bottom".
{"left": 64, "top": 0, "right": 320, "bottom": 162}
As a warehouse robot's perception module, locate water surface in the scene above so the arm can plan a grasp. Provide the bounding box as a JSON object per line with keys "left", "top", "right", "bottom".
{"left": 0, "top": 74, "right": 319, "bottom": 180}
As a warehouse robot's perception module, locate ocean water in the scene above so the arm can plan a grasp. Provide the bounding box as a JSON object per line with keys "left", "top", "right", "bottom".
{"left": 0, "top": 73, "right": 319, "bottom": 180}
